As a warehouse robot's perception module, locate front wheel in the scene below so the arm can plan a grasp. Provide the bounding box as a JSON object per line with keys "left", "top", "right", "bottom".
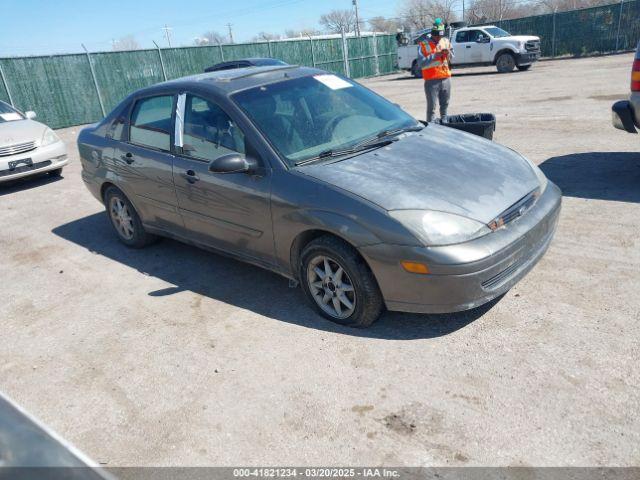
{"left": 517, "top": 64, "right": 532, "bottom": 71}
{"left": 496, "top": 52, "right": 516, "bottom": 73}
{"left": 299, "top": 236, "right": 384, "bottom": 328}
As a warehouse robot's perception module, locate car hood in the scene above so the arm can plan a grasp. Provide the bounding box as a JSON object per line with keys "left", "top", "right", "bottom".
{"left": 298, "top": 125, "right": 540, "bottom": 224}
{"left": 0, "top": 120, "right": 46, "bottom": 148}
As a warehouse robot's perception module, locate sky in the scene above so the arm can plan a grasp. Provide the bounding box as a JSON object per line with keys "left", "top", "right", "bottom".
{"left": 0, "top": 0, "right": 401, "bottom": 57}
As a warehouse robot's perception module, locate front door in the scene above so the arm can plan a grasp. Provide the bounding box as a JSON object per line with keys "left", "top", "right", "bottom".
{"left": 466, "top": 30, "right": 492, "bottom": 63}
{"left": 114, "top": 94, "right": 183, "bottom": 231}
{"left": 172, "top": 93, "right": 274, "bottom": 267}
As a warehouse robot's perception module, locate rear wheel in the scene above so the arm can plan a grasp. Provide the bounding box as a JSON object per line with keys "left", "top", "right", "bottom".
{"left": 496, "top": 52, "right": 516, "bottom": 73}
{"left": 299, "top": 236, "right": 384, "bottom": 328}
{"left": 517, "top": 64, "right": 532, "bottom": 71}
{"left": 104, "top": 186, "right": 157, "bottom": 248}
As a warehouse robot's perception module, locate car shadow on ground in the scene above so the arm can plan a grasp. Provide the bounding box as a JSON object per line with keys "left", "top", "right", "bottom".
{"left": 52, "top": 213, "right": 499, "bottom": 340}
{"left": 539, "top": 151, "right": 640, "bottom": 203}
{"left": 0, "top": 173, "right": 63, "bottom": 196}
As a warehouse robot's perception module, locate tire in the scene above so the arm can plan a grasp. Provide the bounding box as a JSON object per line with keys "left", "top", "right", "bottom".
{"left": 299, "top": 235, "right": 384, "bottom": 328}
{"left": 104, "top": 186, "right": 157, "bottom": 248}
{"left": 411, "top": 60, "right": 421, "bottom": 78}
{"left": 517, "top": 64, "right": 532, "bottom": 71}
{"left": 48, "top": 168, "right": 63, "bottom": 177}
{"left": 496, "top": 52, "right": 516, "bottom": 73}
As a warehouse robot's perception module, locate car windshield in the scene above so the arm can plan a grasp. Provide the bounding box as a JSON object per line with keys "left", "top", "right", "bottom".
{"left": 0, "top": 101, "right": 24, "bottom": 123}
{"left": 484, "top": 27, "right": 511, "bottom": 38}
{"left": 232, "top": 74, "right": 419, "bottom": 165}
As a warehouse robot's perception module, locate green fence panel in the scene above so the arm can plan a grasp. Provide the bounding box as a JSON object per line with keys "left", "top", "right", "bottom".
{"left": 0, "top": 69, "right": 10, "bottom": 104}
{"left": 269, "top": 39, "right": 314, "bottom": 66}
{"left": 0, "top": 55, "right": 102, "bottom": 128}
{"left": 489, "top": 0, "right": 640, "bottom": 57}
{"left": 376, "top": 34, "right": 398, "bottom": 75}
{"left": 161, "top": 45, "right": 222, "bottom": 79}
{"left": 90, "top": 49, "right": 165, "bottom": 113}
{"left": 0, "top": 35, "right": 400, "bottom": 129}
{"left": 312, "top": 38, "right": 347, "bottom": 76}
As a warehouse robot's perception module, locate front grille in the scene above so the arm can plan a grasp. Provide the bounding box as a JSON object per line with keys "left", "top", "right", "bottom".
{"left": 0, "top": 141, "right": 37, "bottom": 157}
{"left": 489, "top": 189, "right": 539, "bottom": 231}
{"left": 0, "top": 160, "right": 51, "bottom": 177}
{"left": 525, "top": 41, "right": 540, "bottom": 52}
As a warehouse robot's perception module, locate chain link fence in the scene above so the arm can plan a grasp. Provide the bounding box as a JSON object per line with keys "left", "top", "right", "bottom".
{"left": 487, "top": 0, "right": 640, "bottom": 57}
{"left": 0, "top": 32, "right": 398, "bottom": 129}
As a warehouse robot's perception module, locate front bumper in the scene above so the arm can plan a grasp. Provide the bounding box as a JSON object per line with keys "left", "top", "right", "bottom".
{"left": 0, "top": 140, "right": 68, "bottom": 182}
{"left": 515, "top": 52, "right": 540, "bottom": 65}
{"left": 360, "top": 182, "right": 562, "bottom": 314}
{"left": 612, "top": 99, "right": 639, "bottom": 133}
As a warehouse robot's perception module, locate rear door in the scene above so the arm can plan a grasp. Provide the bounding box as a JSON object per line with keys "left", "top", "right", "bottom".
{"left": 172, "top": 93, "right": 275, "bottom": 267}
{"left": 113, "top": 94, "right": 182, "bottom": 231}
{"left": 453, "top": 30, "right": 469, "bottom": 63}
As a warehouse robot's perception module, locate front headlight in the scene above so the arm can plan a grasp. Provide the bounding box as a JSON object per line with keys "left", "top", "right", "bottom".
{"left": 41, "top": 127, "right": 60, "bottom": 146}
{"left": 521, "top": 154, "right": 548, "bottom": 193}
{"left": 389, "top": 210, "right": 491, "bottom": 246}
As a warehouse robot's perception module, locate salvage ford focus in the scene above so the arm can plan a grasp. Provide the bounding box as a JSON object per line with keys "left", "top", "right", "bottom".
{"left": 0, "top": 100, "right": 67, "bottom": 182}
{"left": 78, "top": 65, "right": 561, "bottom": 327}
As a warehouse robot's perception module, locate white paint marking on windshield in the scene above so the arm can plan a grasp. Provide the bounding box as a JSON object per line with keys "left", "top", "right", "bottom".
{"left": 313, "top": 74, "right": 353, "bottom": 90}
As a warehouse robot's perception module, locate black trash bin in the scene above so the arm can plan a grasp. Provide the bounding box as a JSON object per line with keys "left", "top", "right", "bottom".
{"left": 440, "top": 113, "right": 496, "bottom": 140}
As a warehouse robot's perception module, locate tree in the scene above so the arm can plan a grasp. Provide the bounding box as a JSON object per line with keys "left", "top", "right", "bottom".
{"left": 194, "top": 31, "right": 226, "bottom": 46}
{"left": 319, "top": 9, "right": 357, "bottom": 33}
{"left": 251, "top": 32, "right": 282, "bottom": 42}
{"left": 284, "top": 28, "right": 321, "bottom": 38}
{"left": 466, "top": 0, "right": 528, "bottom": 23}
{"left": 112, "top": 35, "right": 140, "bottom": 51}
{"left": 368, "top": 16, "right": 401, "bottom": 33}
{"left": 398, "top": 0, "right": 457, "bottom": 31}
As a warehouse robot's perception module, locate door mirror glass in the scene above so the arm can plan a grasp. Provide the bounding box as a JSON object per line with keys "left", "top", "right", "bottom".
{"left": 477, "top": 36, "right": 490, "bottom": 43}
{"left": 208, "top": 153, "right": 253, "bottom": 174}
{"left": 25, "top": 111, "right": 37, "bottom": 120}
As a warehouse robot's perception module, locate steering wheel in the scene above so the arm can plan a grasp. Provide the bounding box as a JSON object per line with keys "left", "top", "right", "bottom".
{"left": 321, "top": 113, "right": 350, "bottom": 142}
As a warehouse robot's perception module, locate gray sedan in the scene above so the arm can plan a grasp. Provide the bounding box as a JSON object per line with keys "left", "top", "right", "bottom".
{"left": 78, "top": 65, "right": 561, "bottom": 327}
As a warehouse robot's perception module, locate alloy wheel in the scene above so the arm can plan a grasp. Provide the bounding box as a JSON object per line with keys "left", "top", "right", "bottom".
{"left": 109, "top": 197, "right": 135, "bottom": 240}
{"left": 307, "top": 255, "right": 356, "bottom": 319}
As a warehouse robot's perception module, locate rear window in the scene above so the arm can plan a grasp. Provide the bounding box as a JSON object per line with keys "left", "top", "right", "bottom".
{"left": 129, "top": 95, "right": 174, "bottom": 151}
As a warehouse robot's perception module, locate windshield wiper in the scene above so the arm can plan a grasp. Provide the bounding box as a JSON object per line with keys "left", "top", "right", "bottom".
{"left": 355, "top": 124, "right": 425, "bottom": 148}
{"left": 294, "top": 139, "right": 396, "bottom": 166}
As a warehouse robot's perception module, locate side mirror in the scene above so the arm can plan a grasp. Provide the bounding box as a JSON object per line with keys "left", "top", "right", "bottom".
{"left": 477, "top": 37, "right": 490, "bottom": 44}
{"left": 25, "top": 111, "right": 37, "bottom": 120}
{"left": 208, "top": 153, "right": 255, "bottom": 174}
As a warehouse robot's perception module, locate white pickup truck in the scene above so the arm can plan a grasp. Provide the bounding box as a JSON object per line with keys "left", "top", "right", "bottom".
{"left": 398, "top": 25, "right": 541, "bottom": 77}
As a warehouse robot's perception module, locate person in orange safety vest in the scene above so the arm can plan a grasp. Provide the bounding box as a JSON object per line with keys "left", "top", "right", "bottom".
{"left": 418, "top": 22, "right": 454, "bottom": 122}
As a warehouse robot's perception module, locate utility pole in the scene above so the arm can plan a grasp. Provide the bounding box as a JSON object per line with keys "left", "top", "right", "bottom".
{"left": 162, "top": 24, "right": 173, "bottom": 48}
{"left": 226, "top": 23, "right": 234, "bottom": 44}
{"left": 462, "top": 0, "right": 465, "bottom": 22}
{"left": 352, "top": 0, "right": 361, "bottom": 37}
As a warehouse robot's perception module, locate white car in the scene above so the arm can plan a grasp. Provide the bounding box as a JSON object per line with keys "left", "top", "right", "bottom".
{"left": 398, "top": 25, "right": 541, "bottom": 76}
{"left": 0, "top": 100, "right": 67, "bottom": 183}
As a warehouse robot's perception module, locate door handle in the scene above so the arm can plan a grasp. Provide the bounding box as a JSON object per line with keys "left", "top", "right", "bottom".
{"left": 121, "top": 152, "right": 134, "bottom": 164}
{"left": 182, "top": 169, "right": 200, "bottom": 184}
{"left": 466, "top": 45, "right": 471, "bottom": 48}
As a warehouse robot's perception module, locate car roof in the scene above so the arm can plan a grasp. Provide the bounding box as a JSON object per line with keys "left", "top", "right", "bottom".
{"left": 137, "top": 65, "right": 323, "bottom": 97}
{"left": 458, "top": 25, "right": 496, "bottom": 30}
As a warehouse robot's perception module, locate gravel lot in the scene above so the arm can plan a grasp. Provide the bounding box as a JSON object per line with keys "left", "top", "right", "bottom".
{"left": 1, "top": 54, "right": 639, "bottom": 467}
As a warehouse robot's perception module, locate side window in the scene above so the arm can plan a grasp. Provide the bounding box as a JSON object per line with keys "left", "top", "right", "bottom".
{"left": 183, "top": 95, "right": 246, "bottom": 161}
{"left": 455, "top": 31, "right": 469, "bottom": 43}
{"left": 129, "top": 95, "right": 174, "bottom": 151}
{"left": 467, "top": 30, "right": 482, "bottom": 42}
